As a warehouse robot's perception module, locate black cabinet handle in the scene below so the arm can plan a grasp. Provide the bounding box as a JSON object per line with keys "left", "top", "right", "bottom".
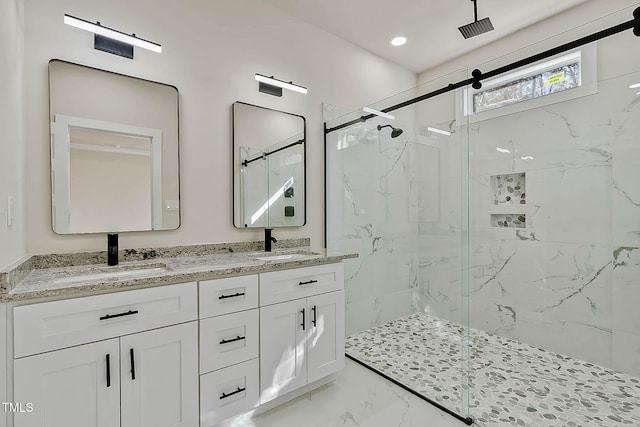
{"left": 298, "top": 280, "right": 318, "bottom": 286}
{"left": 220, "top": 387, "right": 246, "bottom": 400}
{"left": 105, "top": 354, "right": 111, "bottom": 387}
{"left": 130, "top": 348, "right": 136, "bottom": 380}
{"left": 219, "top": 292, "right": 245, "bottom": 300}
{"left": 99, "top": 310, "right": 139, "bottom": 320}
{"left": 312, "top": 305, "right": 317, "bottom": 327}
{"left": 219, "top": 335, "right": 246, "bottom": 345}
{"left": 300, "top": 308, "right": 306, "bottom": 331}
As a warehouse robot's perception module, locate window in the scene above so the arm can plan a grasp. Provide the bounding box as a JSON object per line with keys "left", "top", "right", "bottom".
{"left": 462, "top": 47, "right": 596, "bottom": 122}
{"left": 473, "top": 61, "right": 580, "bottom": 113}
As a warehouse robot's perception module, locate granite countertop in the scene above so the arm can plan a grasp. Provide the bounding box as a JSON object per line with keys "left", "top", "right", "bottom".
{"left": 0, "top": 239, "right": 357, "bottom": 303}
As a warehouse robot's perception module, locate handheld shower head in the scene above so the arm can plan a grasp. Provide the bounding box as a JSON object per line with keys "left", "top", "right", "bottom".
{"left": 377, "top": 124, "right": 404, "bottom": 139}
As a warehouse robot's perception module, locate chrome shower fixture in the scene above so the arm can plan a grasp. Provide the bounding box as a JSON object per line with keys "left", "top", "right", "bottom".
{"left": 377, "top": 124, "right": 403, "bottom": 138}
{"left": 459, "top": 0, "right": 494, "bottom": 39}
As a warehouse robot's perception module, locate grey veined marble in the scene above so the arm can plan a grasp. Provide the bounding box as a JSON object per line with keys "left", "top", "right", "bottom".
{"left": 346, "top": 312, "right": 640, "bottom": 426}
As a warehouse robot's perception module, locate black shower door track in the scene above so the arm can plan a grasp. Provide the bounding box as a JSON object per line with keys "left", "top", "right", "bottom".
{"left": 324, "top": 8, "right": 640, "bottom": 136}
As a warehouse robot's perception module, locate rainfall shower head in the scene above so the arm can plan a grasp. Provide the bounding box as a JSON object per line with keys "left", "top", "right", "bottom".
{"left": 377, "top": 124, "right": 403, "bottom": 138}
{"left": 459, "top": 0, "right": 494, "bottom": 39}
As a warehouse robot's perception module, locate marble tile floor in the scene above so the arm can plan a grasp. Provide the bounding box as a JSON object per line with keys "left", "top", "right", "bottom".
{"left": 345, "top": 313, "right": 640, "bottom": 426}
{"left": 227, "top": 358, "right": 468, "bottom": 427}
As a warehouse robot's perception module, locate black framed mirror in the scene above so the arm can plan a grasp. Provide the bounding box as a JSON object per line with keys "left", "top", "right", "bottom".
{"left": 232, "top": 102, "right": 306, "bottom": 228}
{"left": 49, "top": 60, "right": 180, "bottom": 234}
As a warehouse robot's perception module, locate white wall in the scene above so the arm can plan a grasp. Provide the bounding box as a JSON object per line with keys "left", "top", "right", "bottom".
{"left": 0, "top": 0, "right": 26, "bottom": 270}
{"left": 418, "top": 0, "right": 640, "bottom": 83}
{"left": 22, "top": 0, "right": 416, "bottom": 254}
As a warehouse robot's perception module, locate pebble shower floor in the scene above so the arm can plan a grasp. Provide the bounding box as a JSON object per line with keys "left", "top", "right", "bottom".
{"left": 345, "top": 313, "right": 640, "bottom": 426}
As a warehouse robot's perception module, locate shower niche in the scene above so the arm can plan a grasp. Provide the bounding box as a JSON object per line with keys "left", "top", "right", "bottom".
{"left": 489, "top": 172, "right": 526, "bottom": 228}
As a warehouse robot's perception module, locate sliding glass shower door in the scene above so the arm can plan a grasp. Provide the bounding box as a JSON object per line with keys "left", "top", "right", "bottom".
{"left": 324, "top": 68, "right": 471, "bottom": 422}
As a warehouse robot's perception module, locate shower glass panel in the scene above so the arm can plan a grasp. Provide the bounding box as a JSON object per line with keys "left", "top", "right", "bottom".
{"left": 467, "top": 5, "right": 640, "bottom": 425}
{"left": 324, "top": 67, "right": 471, "bottom": 421}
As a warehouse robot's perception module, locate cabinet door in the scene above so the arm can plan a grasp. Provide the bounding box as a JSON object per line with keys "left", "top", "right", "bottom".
{"left": 259, "top": 299, "right": 308, "bottom": 404}
{"left": 13, "top": 339, "right": 120, "bottom": 427}
{"left": 120, "top": 322, "right": 198, "bottom": 427}
{"left": 307, "top": 291, "right": 345, "bottom": 383}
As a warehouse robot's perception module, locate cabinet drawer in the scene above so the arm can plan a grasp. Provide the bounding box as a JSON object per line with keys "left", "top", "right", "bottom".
{"left": 14, "top": 282, "right": 198, "bottom": 358}
{"left": 200, "top": 358, "right": 259, "bottom": 427}
{"left": 199, "top": 275, "right": 258, "bottom": 318}
{"left": 200, "top": 309, "right": 258, "bottom": 374}
{"left": 260, "top": 263, "right": 344, "bottom": 305}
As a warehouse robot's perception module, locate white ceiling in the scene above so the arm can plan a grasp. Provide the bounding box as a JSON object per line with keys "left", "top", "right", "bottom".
{"left": 261, "top": 0, "right": 590, "bottom": 73}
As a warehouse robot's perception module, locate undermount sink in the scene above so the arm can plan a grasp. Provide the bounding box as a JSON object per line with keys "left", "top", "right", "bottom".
{"left": 52, "top": 264, "right": 170, "bottom": 286}
{"left": 255, "top": 252, "right": 321, "bottom": 261}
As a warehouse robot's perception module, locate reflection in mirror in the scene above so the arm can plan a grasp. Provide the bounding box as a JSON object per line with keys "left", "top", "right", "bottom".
{"left": 233, "top": 102, "right": 306, "bottom": 228}
{"left": 49, "top": 60, "right": 180, "bottom": 234}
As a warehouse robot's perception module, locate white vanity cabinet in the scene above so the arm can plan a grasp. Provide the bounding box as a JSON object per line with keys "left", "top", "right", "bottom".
{"left": 12, "top": 282, "right": 199, "bottom": 427}
{"left": 259, "top": 264, "right": 345, "bottom": 404}
{"left": 8, "top": 260, "right": 348, "bottom": 427}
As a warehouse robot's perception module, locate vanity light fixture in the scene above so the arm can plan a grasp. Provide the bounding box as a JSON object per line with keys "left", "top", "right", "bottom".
{"left": 427, "top": 127, "right": 451, "bottom": 136}
{"left": 255, "top": 74, "right": 308, "bottom": 97}
{"left": 390, "top": 36, "right": 407, "bottom": 46}
{"left": 362, "top": 107, "right": 395, "bottom": 120}
{"left": 64, "top": 14, "right": 162, "bottom": 59}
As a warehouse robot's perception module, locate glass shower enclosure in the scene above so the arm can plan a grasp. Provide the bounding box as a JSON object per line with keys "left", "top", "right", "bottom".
{"left": 324, "top": 5, "right": 640, "bottom": 425}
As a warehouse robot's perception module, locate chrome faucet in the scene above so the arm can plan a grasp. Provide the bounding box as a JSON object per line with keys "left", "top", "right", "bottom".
{"left": 264, "top": 228, "right": 277, "bottom": 252}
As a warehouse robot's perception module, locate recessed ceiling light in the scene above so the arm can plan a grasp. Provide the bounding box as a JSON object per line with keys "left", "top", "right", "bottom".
{"left": 496, "top": 147, "right": 510, "bottom": 154}
{"left": 629, "top": 83, "right": 640, "bottom": 89}
{"left": 390, "top": 36, "right": 407, "bottom": 47}
{"left": 521, "top": 156, "right": 534, "bottom": 160}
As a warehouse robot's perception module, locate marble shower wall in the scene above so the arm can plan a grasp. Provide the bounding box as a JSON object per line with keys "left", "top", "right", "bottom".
{"left": 326, "top": 111, "right": 419, "bottom": 336}
{"left": 463, "top": 70, "right": 640, "bottom": 375}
